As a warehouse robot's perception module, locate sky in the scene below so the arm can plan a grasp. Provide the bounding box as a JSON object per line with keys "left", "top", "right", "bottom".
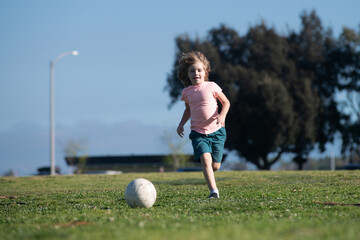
{"left": 0, "top": 0, "right": 359, "bottom": 176}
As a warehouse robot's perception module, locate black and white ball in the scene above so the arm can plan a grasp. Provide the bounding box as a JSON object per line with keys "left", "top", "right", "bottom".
{"left": 125, "top": 178, "right": 157, "bottom": 208}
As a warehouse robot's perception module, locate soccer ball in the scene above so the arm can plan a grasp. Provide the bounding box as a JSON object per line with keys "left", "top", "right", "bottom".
{"left": 125, "top": 178, "right": 157, "bottom": 208}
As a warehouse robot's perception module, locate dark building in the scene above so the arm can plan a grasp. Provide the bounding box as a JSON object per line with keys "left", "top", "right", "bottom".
{"left": 37, "top": 166, "right": 61, "bottom": 175}
{"left": 64, "top": 154, "right": 212, "bottom": 173}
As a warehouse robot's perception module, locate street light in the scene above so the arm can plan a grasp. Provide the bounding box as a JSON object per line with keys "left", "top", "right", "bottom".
{"left": 49, "top": 51, "right": 79, "bottom": 175}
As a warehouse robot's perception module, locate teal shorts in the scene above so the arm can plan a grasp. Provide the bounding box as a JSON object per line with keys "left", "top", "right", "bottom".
{"left": 189, "top": 127, "right": 227, "bottom": 163}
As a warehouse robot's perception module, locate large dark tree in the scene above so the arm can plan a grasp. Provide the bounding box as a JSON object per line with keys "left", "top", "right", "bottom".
{"left": 290, "top": 11, "right": 360, "bottom": 163}
{"left": 165, "top": 11, "right": 360, "bottom": 170}
{"left": 336, "top": 27, "right": 360, "bottom": 158}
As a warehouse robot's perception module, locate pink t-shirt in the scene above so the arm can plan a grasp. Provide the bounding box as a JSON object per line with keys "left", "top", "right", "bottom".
{"left": 181, "top": 81, "right": 222, "bottom": 134}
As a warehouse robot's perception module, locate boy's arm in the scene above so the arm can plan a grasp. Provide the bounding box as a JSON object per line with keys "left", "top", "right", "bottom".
{"left": 177, "top": 103, "right": 191, "bottom": 138}
{"left": 216, "top": 92, "right": 230, "bottom": 127}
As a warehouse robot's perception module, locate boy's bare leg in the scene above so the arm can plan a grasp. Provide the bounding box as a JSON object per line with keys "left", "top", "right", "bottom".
{"left": 200, "top": 153, "right": 217, "bottom": 191}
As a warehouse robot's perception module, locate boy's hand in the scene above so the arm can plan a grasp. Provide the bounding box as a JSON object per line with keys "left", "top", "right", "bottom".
{"left": 217, "top": 114, "right": 226, "bottom": 127}
{"left": 177, "top": 125, "right": 184, "bottom": 138}
{"left": 216, "top": 92, "right": 230, "bottom": 128}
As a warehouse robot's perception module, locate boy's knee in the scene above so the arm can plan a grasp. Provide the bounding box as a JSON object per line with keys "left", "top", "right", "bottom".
{"left": 212, "top": 162, "right": 221, "bottom": 171}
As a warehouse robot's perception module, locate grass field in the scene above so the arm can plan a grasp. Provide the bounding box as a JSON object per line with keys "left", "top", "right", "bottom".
{"left": 1, "top": 171, "right": 359, "bottom": 240}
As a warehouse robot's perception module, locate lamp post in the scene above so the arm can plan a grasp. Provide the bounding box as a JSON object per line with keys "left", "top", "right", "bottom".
{"left": 49, "top": 51, "right": 79, "bottom": 175}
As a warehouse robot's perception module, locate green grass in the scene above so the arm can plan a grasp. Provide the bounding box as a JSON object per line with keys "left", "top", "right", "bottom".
{"left": 1, "top": 171, "right": 359, "bottom": 240}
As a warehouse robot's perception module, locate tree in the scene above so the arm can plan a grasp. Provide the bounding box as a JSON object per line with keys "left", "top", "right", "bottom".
{"left": 285, "top": 11, "right": 325, "bottom": 169}
{"left": 2, "top": 170, "right": 16, "bottom": 177}
{"left": 166, "top": 24, "right": 305, "bottom": 170}
{"left": 160, "top": 130, "right": 191, "bottom": 170}
{"left": 336, "top": 26, "right": 360, "bottom": 157}
{"left": 225, "top": 71, "right": 296, "bottom": 169}
{"left": 293, "top": 11, "right": 360, "bottom": 161}
{"left": 165, "top": 11, "right": 360, "bottom": 170}
{"left": 61, "top": 138, "right": 88, "bottom": 174}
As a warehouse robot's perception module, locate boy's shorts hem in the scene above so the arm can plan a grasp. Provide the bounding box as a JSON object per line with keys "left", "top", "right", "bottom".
{"left": 189, "top": 127, "right": 226, "bottom": 163}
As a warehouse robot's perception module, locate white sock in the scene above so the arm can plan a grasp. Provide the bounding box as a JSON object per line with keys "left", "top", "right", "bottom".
{"left": 210, "top": 189, "right": 219, "bottom": 196}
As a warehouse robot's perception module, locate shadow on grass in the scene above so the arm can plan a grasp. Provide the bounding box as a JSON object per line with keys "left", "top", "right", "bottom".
{"left": 153, "top": 178, "right": 204, "bottom": 186}
{"left": 153, "top": 177, "right": 230, "bottom": 186}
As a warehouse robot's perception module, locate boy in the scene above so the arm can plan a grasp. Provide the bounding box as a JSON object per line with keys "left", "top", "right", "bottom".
{"left": 176, "top": 51, "right": 230, "bottom": 199}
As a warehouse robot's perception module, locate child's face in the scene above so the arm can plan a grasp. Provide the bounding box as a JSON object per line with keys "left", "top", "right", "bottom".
{"left": 188, "top": 61, "right": 206, "bottom": 85}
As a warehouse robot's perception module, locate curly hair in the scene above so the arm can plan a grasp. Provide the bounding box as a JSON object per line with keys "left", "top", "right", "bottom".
{"left": 177, "top": 51, "right": 211, "bottom": 87}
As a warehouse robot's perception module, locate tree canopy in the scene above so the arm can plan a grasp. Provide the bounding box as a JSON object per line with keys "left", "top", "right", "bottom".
{"left": 165, "top": 10, "right": 360, "bottom": 169}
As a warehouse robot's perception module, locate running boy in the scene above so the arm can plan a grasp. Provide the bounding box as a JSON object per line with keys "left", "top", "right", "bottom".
{"left": 176, "top": 51, "right": 230, "bottom": 199}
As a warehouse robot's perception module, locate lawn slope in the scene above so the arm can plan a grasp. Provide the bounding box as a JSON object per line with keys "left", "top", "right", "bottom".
{"left": 1, "top": 171, "right": 359, "bottom": 240}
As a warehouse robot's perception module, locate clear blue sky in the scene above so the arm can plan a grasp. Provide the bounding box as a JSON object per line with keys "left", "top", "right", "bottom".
{"left": 1, "top": 0, "right": 359, "bottom": 176}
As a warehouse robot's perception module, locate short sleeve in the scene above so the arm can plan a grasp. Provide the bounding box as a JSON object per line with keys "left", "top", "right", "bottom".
{"left": 181, "top": 89, "right": 188, "bottom": 103}
{"left": 211, "top": 82, "right": 222, "bottom": 97}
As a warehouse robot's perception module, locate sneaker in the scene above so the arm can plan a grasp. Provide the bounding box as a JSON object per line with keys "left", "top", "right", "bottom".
{"left": 208, "top": 192, "right": 219, "bottom": 199}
